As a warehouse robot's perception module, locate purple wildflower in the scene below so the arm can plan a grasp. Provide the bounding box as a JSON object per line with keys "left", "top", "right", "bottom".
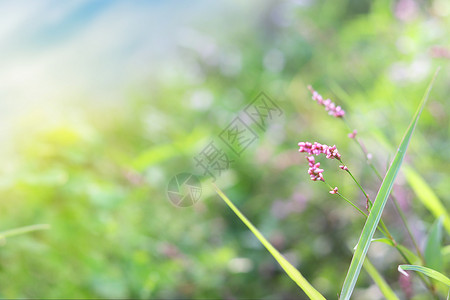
{"left": 307, "top": 85, "right": 345, "bottom": 118}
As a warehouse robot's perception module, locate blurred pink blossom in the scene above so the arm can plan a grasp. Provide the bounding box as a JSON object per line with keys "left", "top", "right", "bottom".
{"left": 307, "top": 85, "right": 345, "bottom": 118}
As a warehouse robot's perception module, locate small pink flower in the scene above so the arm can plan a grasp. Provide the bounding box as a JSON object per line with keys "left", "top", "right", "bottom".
{"left": 306, "top": 156, "right": 324, "bottom": 181}
{"left": 299, "top": 142, "right": 343, "bottom": 181}
{"left": 298, "top": 142, "right": 341, "bottom": 160}
{"left": 333, "top": 106, "right": 345, "bottom": 117}
{"left": 329, "top": 187, "right": 338, "bottom": 194}
{"left": 348, "top": 130, "right": 357, "bottom": 139}
{"left": 325, "top": 145, "right": 341, "bottom": 160}
{"left": 307, "top": 86, "right": 345, "bottom": 118}
{"left": 339, "top": 165, "right": 348, "bottom": 171}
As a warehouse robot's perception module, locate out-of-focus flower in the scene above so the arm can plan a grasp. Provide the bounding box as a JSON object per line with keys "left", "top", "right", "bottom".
{"left": 431, "top": 46, "right": 450, "bottom": 59}
{"left": 399, "top": 271, "right": 413, "bottom": 299}
{"left": 307, "top": 85, "right": 345, "bottom": 118}
{"left": 348, "top": 129, "right": 357, "bottom": 139}
{"left": 329, "top": 187, "right": 338, "bottom": 194}
{"left": 395, "top": 0, "right": 418, "bottom": 22}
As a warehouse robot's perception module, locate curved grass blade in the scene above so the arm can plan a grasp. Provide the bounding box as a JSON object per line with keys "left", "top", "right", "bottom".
{"left": 403, "top": 165, "right": 450, "bottom": 234}
{"left": 372, "top": 238, "right": 421, "bottom": 264}
{"left": 398, "top": 265, "right": 450, "bottom": 286}
{"left": 370, "top": 132, "right": 450, "bottom": 234}
{"left": 425, "top": 217, "right": 443, "bottom": 272}
{"left": 363, "top": 258, "right": 399, "bottom": 300}
{"left": 213, "top": 183, "right": 325, "bottom": 300}
{"left": 443, "top": 245, "right": 450, "bottom": 259}
{"left": 340, "top": 68, "right": 440, "bottom": 300}
{"left": 0, "top": 224, "right": 50, "bottom": 239}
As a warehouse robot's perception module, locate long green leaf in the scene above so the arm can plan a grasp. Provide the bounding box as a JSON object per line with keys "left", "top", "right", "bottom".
{"left": 398, "top": 265, "right": 450, "bottom": 286}
{"left": 372, "top": 238, "right": 421, "bottom": 264}
{"left": 425, "top": 217, "right": 443, "bottom": 272}
{"left": 363, "top": 258, "right": 399, "bottom": 300}
{"left": 403, "top": 165, "right": 450, "bottom": 234}
{"left": 340, "top": 68, "right": 440, "bottom": 300}
{"left": 0, "top": 224, "right": 50, "bottom": 239}
{"left": 213, "top": 184, "right": 325, "bottom": 300}
{"left": 443, "top": 245, "right": 450, "bottom": 259}
{"left": 370, "top": 132, "right": 450, "bottom": 234}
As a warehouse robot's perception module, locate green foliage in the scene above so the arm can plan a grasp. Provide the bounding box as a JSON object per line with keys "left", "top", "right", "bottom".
{"left": 213, "top": 184, "right": 325, "bottom": 299}
{"left": 1, "top": 1, "right": 449, "bottom": 299}
{"left": 363, "top": 258, "right": 399, "bottom": 300}
{"left": 425, "top": 217, "right": 444, "bottom": 272}
{"left": 340, "top": 69, "right": 439, "bottom": 300}
{"left": 398, "top": 265, "right": 450, "bottom": 287}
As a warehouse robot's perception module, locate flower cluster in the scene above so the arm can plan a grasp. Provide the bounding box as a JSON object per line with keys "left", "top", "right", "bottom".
{"left": 329, "top": 187, "right": 338, "bottom": 194}
{"left": 298, "top": 142, "right": 341, "bottom": 160}
{"left": 307, "top": 85, "right": 345, "bottom": 118}
{"left": 307, "top": 156, "right": 324, "bottom": 181}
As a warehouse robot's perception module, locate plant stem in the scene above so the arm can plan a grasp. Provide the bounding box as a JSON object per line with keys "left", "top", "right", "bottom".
{"left": 324, "top": 179, "right": 435, "bottom": 295}
{"left": 342, "top": 118, "right": 424, "bottom": 264}
{"left": 339, "top": 159, "right": 372, "bottom": 210}
{"left": 340, "top": 117, "right": 434, "bottom": 294}
{"left": 323, "top": 181, "right": 388, "bottom": 237}
{"left": 391, "top": 196, "right": 425, "bottom": 264}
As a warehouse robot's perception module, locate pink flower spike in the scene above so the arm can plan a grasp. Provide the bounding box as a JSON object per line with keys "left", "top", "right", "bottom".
{"left": 306, "top": 156, "right": 325, "bottom": 182}
{"left": 348, "top": 130, "right": 357, "bottom": 139}
{"left": 329, "top": 187, "right": 338, "bottom": 194}
{"left": 307, "top": 86, "right": 345, "bottom": 118}
{"left": 299, "top": 141, "right": 343, "bottom": 181}
{"left": 339, "top": 165, "right": 348, "bottom": 171}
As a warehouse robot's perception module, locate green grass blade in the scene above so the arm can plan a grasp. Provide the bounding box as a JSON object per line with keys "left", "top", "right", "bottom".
{"left": 398, "top": 265, "right": 450, "bottom": 286}
{"left": 370, "top": 132, "right": 450, "bottom": 234}
{"left": 372, "top": 238, "right": 421, "bottom": 264}
{"left": 363, "top": 258, "right": 399, "bottom": 300}
{"left": 443, "top": 245, "right": 450, "bottom": 259}
{"left": 213, "top": 183, "right": 326, "bottom": 300}
{"left": 425, "top": 217, "right": 443, "bottom": 272}
{"left": 340, "top": 68, "right": 440, "bottom": 300}
{"left": 403, "top": 165, "right": 450, "bottom": 234}
{"left": 0, "top": 224, "right": 50, "bottom": 239}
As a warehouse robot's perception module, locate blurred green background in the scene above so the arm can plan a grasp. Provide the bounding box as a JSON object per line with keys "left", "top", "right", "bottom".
{"left": 0, "top": 0, "right": 449, "bottom": 299}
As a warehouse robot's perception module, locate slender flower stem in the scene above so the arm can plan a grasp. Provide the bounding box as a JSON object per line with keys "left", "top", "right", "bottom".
{"left": 324, "top": 181, "right": 367, "bottom": 217}
{"left": 341, "top": 117, "right": 425, "bottom": 264}
{"left": 339, "top": 159, "right": 372, "bottom": 210}
{"left": 340, "top": 116, "right": 434, "bottom": 294}
{"left": 324, "top": 178, "right": 435, "bottom": 294}
{"left": 322, "top": 181, "right": 390, "bottom": 237}
{"left": 306, "top": 86, "right": 434, "bottom": 295}
{"left": 391, "top": 196, "right": 425, "bottom": 263}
